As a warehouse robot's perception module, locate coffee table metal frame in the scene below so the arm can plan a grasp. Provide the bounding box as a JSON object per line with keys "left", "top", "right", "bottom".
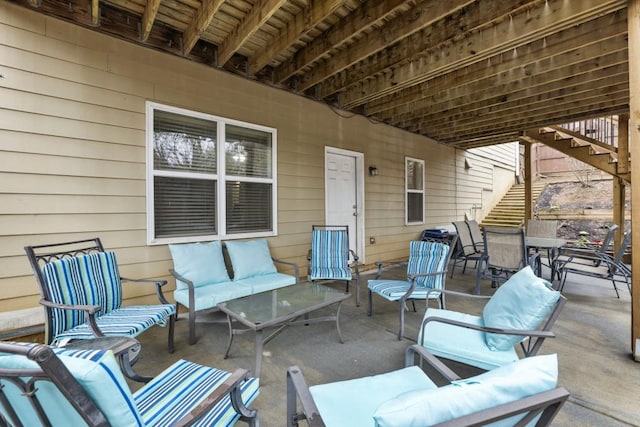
{"left": 217, "top": 282, "right": 350, "bottom": 377}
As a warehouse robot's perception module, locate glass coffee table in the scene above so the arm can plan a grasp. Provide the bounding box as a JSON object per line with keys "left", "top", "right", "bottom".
{"left": 217, "top": 282, "right": 350, "bottom": 377}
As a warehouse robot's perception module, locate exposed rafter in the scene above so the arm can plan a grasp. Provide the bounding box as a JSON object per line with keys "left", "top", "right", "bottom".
{"left": 10, "top": 0, "right": 631, "bottom": 148}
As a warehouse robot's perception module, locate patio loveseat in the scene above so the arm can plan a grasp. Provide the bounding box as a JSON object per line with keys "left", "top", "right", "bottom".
{"left": 169, "top": 239, "right": 299, "bottom": 344}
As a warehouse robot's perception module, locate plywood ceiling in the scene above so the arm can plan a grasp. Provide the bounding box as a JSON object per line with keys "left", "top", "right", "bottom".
{"left": 12, "top": 0, "right": 630, "bottom": 148}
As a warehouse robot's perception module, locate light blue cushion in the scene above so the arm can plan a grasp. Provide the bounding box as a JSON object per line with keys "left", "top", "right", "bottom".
{"left": 0, "top": 347, "right": 143, "bottom": 427}
{"left": 174, "top": 281, "right": 248, "bottom": 311}
{"left": 418, "top": 308, "right": 519, "bottom": 371}
{"left": 226, "top": 239, "right": 277, "bottom": 280}
{"left": 169, "top": 241, "right": 229, "bottom": 289}
{"left": 235, "top": 273, "right": 296, "bottom": 294}
{"left": 310, "top": 366, "right": 437, "bottom": 427}
{"left": 483, "top": 266, "right": 561, "bottom": 351}
{"left": 373, "top": 354, "right": 558, "bottom": 427}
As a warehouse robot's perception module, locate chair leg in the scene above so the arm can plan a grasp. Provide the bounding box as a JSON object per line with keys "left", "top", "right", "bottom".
{"left": 168, "top": 313, "right": 176, "bottom": 353}
{"left": 610, "top": 279, "right": 621, "bottom": 298}
{"left": 367, "top": 290, "right": 373, "bottom": 316}
{"left": 352, "top": 277, "right": 360, "bottom": 307}
{"left": 398, "top": 301, "right": 405, "bottom": 340}
{"left": 188, "top": 305, "right": 197, "bottom": 345}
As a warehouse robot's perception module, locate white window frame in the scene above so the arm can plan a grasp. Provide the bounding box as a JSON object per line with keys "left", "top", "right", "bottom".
{"left": 405, "top": 156, "right": 425, "bottom": 225}
{"left": 146, "top": 102, "right": 278, "bottom": 245}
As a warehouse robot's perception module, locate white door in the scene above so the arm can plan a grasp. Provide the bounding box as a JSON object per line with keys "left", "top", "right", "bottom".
{"left": 325, "top": 149, "right": 363, "bottom": 259}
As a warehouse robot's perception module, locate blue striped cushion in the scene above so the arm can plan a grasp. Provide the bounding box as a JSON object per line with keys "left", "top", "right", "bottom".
{"left": 406, "top": 241, "right": 450, "bottom": 289}
{"left": 368, "top": 241, "right": 449, "bottom": 300}
{"left": 52, "top": 305, "right": 176, "bottom": 344}
{"left": 41, "top": 252, "right": 176, "bottom": 344}
{"left": 309, "top": 229, "right": 352, "bottom": 280}
{"left": 0, "top": 345, "right": 144, "bottom": 426}
{"left": 134, "top": 359, "right": 260, "bottom": 427}
{"left": 41, "top": 252, "right": 123, "bottom": 338}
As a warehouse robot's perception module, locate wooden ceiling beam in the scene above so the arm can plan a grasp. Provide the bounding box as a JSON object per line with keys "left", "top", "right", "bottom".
{"left": 448, "top": 132, "right": 524, "bottom": 149}
{"left": 273, "top": 0, "right": 407, "bottom": 84}
{"left": 418, "top": 93, "right": 629, "bottom": 141}
{"left": 406, "top": 77, "right": 629, "bottom": 134}
{"left": 366, "top": 13, "right": 628, "bottom": 116}
{"left": 248, "top": 0, "right": 345, "bottom": 75}
{"left": 386, "top": 49, "right": 629, "bottom": 126}
{"left": 182, "top": 0, "right": 225, "bottom": 55}
{"left": 140, "top": 0, "right": 162, "bottom": 41}
{"left": 316, "top": 0, "right": 540, "bottom": 100}
{"left": 295, "top": 0, "right": 475, "bottom": 92}
{"left": 339, "top": 0, "right": 627, "bottom": 109}
{"left": 217, "top": 0, "right": 288, "bottom": 66}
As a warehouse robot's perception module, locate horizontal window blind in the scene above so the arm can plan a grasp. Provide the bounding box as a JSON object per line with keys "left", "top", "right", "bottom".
{"left": 154, "top": 176, "right": 217, "bottom": 238}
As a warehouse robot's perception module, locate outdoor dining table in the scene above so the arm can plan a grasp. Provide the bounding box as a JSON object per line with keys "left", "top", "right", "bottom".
{"left": 525, "top": 236, "right": 568, "bottom": 279}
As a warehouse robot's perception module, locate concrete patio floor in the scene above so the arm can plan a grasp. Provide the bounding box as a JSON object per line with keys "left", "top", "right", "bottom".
{"left": 132, "top": 262, "right": 639, "bottom": 426}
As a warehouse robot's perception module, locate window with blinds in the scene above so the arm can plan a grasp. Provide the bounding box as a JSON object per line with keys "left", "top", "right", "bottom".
{"left": 147, "top": 103, "right": 277, "bottom": 244}
{"left": 405, "top": 157, "right": 425, "bottom": 225}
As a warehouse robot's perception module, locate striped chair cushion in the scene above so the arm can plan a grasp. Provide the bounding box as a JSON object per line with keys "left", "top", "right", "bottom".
{"left": 134, "top": 359, "right": 260, "bottom": 427}
{"left": 0, "top": 345, "right": 144, "bottom": 426}
{"left": 52, "top": 305, "right": 176, "bottom": 344}
{"left": 309, "top": 229, "right": 352, "bottom": 280}
{"left": 406, "top": 240, "right": 450, "bottom": 289}
{"left": 41, "top": 252, "right": 175, "bottom": 344}
{"left": 368, "top": 241, "right": 450, "bottom": 300}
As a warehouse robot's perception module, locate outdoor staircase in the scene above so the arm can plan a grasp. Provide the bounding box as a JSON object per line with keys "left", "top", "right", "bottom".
{"left": 480, "top": 181, "right": 547, "bottom": 228}
{"left": 522, "top": 125, "right": 631, "bottom": 182}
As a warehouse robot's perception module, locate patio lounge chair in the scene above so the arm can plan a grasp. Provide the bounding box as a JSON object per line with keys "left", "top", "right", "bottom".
{"left": 419, "top": 266, "right": 566, "bottom": 371}
{"left": 551, "top": 224, "right": 619, "bottom": 276}
{"left": 286, "top": 344, "right": 569, "bottom": 427}
{"left": 555, "top": 231, "right": 632, "bottom": 298}
{"left": 24, "top": 238, "right": 176, "bottom": 353}
{"left": 0, "top": 341, "right": 259, "bottom": 426}
{"left": 449, "top": 221, "right": 483, "bottom": 277}
{"left": 476, "top": 226, "right": 539, "bottom": 295}
{"left": 367, "top": 237, "right": 457, "bottom": 340}
{"left": 307, "top": 225, "right": 360, "bottom": 306}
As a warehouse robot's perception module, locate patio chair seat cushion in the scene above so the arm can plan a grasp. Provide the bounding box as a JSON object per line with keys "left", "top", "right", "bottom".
{"left": 483, "top": 266, "right": 560, "bottom": 351}
{"left": 169, "top": 241, "right": 230, "bottom": 289}
{"left": 134, "top": 359, "right": 260, "bottom": 427}
{"left": 309, "top": 366, "right": 437, "bottom": 427}
{"left": 418, "top": 308, "right": 519, "bottom": 371}
{"left": 174, "top": 281, "right": 242, "bottom": 311}
{"left": 225, "top": 239, "right": 277, "bottom": 280}
{"left": 309, "top": 266, "right": 352, "bottom": 281}
{"left": 367, "top": 280, "right": 440, "bottom": 301}
{"left": 51, "top": 304, "right": 176, "bottom": 344}
{"left": 234, "top": 273, "right": 297, "bottom": 294}
{"left": 373, "top": 354, "right": 558, "bottom": 427}
{"left": 0, "top": 346, "right": 143, "bottom": 426}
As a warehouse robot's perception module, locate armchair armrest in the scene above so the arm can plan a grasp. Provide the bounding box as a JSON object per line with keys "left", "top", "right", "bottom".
{"left": 39, "top": 299, "right": 104, "bottom": 337}
{"left": 169, "top": 269, "right": 196, "bottom": 307}
{"left": 419, "top": 315, "right": 555, "bottom": 346}
{"left": 286, "top": 366, "right": 325, "bottom": 427}
{"left": 373, "top": 260, "right": 409, "bottom": 279}
{"left": 121, "top": 277, "right": 172, "bottom": 305}
{"left": 404, "top": 344, "right": 461, "bottom": 383}
{"left": 273, "top": 258, "right": 300, "bottom": 281}
{"left": 175, "top": 369, "right": 257, "bottom": 427}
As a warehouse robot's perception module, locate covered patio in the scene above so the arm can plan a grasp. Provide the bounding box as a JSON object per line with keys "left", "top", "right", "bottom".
{"left": 1, "top": 0, "right": 639, "bottom": 424}
{"left": 131, "top": 264, "right": 638, "bottom": 426}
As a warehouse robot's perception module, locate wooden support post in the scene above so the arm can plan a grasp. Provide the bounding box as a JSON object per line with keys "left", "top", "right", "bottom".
{"left": 628, "top": 0, "right": 640, "bottom": 361}
{"left": 524, "top": 141, "right": 533, "bottom": 223}
{"left": 612, "top": 177, "right": 625, "bottom": 253}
